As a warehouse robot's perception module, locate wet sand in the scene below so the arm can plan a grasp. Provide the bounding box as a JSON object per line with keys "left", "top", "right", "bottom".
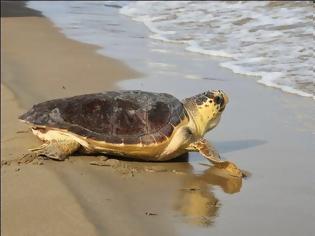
{"left": 2, "top": 2, "right": 315, "bottom": 236}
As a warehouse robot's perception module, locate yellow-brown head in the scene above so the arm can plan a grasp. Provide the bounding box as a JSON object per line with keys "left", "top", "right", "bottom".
{"left": 183, "top": 90, "right": 229, "bottom": 136}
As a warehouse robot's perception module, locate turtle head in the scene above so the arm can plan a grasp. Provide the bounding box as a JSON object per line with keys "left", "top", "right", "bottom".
{"left": 183, "top": 90, "right": 229, "bottom": 136}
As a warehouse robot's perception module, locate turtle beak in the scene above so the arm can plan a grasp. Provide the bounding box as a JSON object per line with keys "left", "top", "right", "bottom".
{"left": 219, "top": 91, "right": 229, "bottom": 112}
{"left": 222, "top": 92, "right": 229, "bottom": 105}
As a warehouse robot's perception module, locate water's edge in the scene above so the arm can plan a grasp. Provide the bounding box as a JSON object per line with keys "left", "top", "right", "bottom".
{"left": 26, "top": 1, "right": 314, "bottom": 99}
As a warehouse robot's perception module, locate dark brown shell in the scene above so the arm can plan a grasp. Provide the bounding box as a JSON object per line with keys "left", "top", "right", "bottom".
{"left": 19, "top": 90, "right": 188, "bottom": 144}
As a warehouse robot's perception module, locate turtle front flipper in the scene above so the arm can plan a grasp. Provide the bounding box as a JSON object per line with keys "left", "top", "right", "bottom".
{"left": 28, "top": 139, "right": 80, "bottom": 161}
{"left": 188, "top": 138, "right": 243, "bottom": 178}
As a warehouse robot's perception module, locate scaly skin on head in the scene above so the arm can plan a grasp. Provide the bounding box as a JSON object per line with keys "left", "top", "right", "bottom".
{"left": 183, "top": 90, "right": 229, "bottom": 137}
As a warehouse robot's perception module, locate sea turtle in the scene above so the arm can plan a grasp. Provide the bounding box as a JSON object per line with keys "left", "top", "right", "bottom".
{"left": 18, "top": 90, "right": 243, "bottom": 177}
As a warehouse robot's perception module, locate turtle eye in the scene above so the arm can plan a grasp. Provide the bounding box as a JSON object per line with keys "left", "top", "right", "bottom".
{"left": 214, "top": 96, "right": 222, "bottom": 105}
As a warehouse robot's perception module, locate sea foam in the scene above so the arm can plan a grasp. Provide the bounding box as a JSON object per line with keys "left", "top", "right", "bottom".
{"left": 27, "top": 1, "right": 314, "bottom": 99}
{"left": 120, "top": 1, "right": 314, "bottom": 99}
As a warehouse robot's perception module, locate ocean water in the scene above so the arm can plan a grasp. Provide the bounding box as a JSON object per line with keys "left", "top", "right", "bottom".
{"left": 27, "top": 1, "right": 314, "bottom": 99}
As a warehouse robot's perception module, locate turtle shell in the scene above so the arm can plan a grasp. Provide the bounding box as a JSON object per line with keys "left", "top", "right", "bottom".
{"left": 19, "top": 90, "right": 188, "bottom": 145}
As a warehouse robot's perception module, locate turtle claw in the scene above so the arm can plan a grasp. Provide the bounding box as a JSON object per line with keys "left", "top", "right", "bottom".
{"left": 18, "top": 152, "right": 39, "bottom": 164}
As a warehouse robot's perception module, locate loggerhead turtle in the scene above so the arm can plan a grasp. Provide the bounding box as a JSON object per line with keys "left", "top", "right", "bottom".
{"left": 19, "top": 90, "right": 243, "bottom": 177}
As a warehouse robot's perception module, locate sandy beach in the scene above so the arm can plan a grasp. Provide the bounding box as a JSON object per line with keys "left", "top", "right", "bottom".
{"left": 1, "top": 3, "right": 207, "bottom": 236}
{"left": 1, "top": 2, "right": 315, "bottom": 236}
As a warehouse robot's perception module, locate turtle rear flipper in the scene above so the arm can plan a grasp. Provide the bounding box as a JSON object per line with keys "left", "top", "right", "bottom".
{"left": 1, "top": 140, "right": 80, "bottom": 166}
{"left": 29, "top": 139, "right": 80, "bottom": 161}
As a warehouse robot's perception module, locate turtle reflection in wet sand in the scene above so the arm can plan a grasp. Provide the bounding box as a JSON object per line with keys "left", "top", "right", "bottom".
{"left": 175, "top": 166, "right": 242, "bottom": 226}
{"left": 18, "top": 90, "right": 243, "bottom": 178}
